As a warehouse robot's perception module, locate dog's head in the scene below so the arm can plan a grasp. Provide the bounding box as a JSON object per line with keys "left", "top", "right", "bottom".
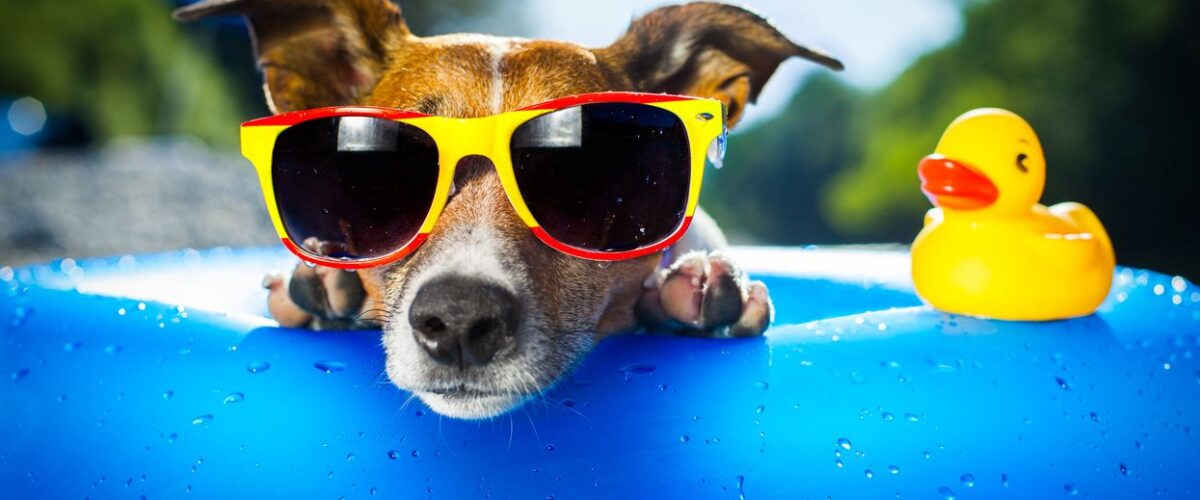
{"left": 177, "top": 0, "right": 840, "bottom": 418}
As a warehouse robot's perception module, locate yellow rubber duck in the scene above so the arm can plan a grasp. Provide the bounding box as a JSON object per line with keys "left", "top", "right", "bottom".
{"left": 911, "top": 108, "right": 1115, "bottom": 321}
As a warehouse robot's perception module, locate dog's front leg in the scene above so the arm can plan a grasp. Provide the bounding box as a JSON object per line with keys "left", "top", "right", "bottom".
{"left": 636, "top": 209, "right": 774, "bottom": 337}
{"left": 262, "top": 238, "right": 379, "bottom": 330}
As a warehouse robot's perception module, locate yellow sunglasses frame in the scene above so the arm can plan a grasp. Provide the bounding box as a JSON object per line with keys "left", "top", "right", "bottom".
{"left": 240, "top": 92, "right": 724, "bottom": 269}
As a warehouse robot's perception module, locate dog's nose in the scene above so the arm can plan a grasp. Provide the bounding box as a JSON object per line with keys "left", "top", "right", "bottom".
{"left": 408, "top": 276, "right": 520, "bottom": 368}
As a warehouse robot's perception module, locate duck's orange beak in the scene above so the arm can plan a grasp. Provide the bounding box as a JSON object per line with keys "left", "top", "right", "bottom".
{"left": 918, "top": 154, "right": 999, "bottom": 210}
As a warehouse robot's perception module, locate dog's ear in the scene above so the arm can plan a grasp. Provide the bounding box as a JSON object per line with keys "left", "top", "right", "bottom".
{"left": 173, "top": 0, "right": 410, "bottom": 112}
{"left": 597, "top": 2, "right": 842, "bottom": 127}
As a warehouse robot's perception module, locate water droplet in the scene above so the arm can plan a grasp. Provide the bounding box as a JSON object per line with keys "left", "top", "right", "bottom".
{"left": 1055, "top": 376, "right": 1071, "bottom": 390}
{"left": 370, "top": 487, "right": 378, "bottom": 495}
{"left": 849, "top": 371, "right": 867, "bottom": 384}
{"left": 680, "top": 435, "right": 690, "bottom": 443}
{"left": 938, "top": 486, "right": 956, "bottom": 500}
{"left": 837, "top": 438, "right": 852, "bottom": 450}
{"left": 1153, "top": 284, "right": 1165, "bottom": 295}
{"left": 345, "top": 452, "right": 356, "bottom": 461}
{"left": 923, "top": 450, "right": 932, "bottom": 459}
{"left": 545, "top": 444, "right": 555, "bottom": 452}
{"left": 162, "top": 390, "right": 174, "bottom": 400}
{"left": 560, "top": 398, "right": 575, "bottom": 407}
{"left": 755, "top": 405, "right": 765, "bottom": 414}
{"left": 314, "top": 361, "right": 346, "bottom": 373}
{"left": 223, "top": 392, "right": 244, "bottom": 404}
{"left": 410, "top": 449, "right": 419, "bottom": 458}
{"left": 62, "top": 341, "right": 81, "bottom": 352}
{"left": 619, "top": 363, "right": 656, "bottom": 379}
{"left": 888, "top": 465, "right": 900, "bottom": 475}
{"left": 1119, "top": 463, "right": 1128, "bottom": 475}
{"left": 10, "top": 368, "right": 29, "bottom": 381}
{"left": 754, "top": 381, "right": 770, "bottom": 390}
{"left": 10, "top": 306, "right": 32, "bottom": 327}
{"left": 321, "top": 207, "right": 331, "bottom": 215}
{"left": 104, "top": 345, "right": 122, "bottom": 354}
{"left": 881, "top": 412, "right": 895, "bottom": 421}
{"left": 1064, "top": 482, "right": 1079, "bottom": 495}
{"left": 387, "top": 450, "right": 399, "bottom": 460}
{"left": 834, "top": 459, "right": 844, "bottom": 468}
{"left": 191, "top": 415, "right": 213, "bottom": 426}
{"left": 137, "top": 302, "right": 147, "bottom": 311}
{"left": 864, "top": 468, "right": 874, "bottom": 479}
{"left": 960, "top": 473, "right": 975, "bottom": 487}
{"left": 904, "top": 413, "right": 920, "bottom": 422}
{"left": 117, "top": 308, "right": 126, "bottom": 316}
{"left": 1001, "top": 472, "right": 1009, "bottom": 487}
{"left": 247, "top": 362, "right": 271, "bottom": 374}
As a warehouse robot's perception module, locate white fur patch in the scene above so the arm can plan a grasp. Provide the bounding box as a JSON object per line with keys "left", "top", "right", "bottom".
{"left": 381, "top": 224, "right": 565, "bottom": 419}
{"left": 405, "top": 224, "right": 519, "bottom": 295}
{"left": 486, "top": 41, "right": 509, "bottom": 113}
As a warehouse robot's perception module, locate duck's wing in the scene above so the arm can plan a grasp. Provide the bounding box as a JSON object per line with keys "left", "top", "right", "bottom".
{"left": 1048, "top": 202, "right": 1115, "bottom": 265}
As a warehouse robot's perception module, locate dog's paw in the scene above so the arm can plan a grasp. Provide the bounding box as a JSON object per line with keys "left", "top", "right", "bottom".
{"left": 263, "top": 238, "right": 369, "bottom": 330}
{"left": 636, "top": 250, "right": 774, "bottom": 337}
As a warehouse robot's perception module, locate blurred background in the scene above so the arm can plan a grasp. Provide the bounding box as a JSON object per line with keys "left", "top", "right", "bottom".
{"left": 0, "top": 0, "right": 1196, "bottom": 277}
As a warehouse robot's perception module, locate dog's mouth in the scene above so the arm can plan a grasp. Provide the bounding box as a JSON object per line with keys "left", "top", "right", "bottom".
{"left": 411, "top": 384, "right": 533, "bottom": 419}
{"left": 421, "top": 384, "right": 528, "bottom": 399}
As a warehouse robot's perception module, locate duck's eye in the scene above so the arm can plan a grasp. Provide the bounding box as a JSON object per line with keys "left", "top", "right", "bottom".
{"left": 1016, "top": 153, "right": 1029, "bottom": 173}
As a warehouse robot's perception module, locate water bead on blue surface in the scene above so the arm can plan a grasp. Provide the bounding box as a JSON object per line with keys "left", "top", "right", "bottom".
{"left": 314, "top": 361, "right": 346, "bottom": 373}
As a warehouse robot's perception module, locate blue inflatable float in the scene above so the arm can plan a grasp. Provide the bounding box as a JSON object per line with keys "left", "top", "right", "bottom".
{"left": 3, "top": 247, "right": 1198, "bottom": 498}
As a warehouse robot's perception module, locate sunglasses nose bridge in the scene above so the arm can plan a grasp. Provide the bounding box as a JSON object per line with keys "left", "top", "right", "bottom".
{"left": 437, "top": 117, "right": 503, "bottom": 171}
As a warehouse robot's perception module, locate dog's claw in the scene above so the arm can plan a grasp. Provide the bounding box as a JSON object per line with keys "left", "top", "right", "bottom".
{"left": 637, "top": 250, "right": 774, "bottom": 337}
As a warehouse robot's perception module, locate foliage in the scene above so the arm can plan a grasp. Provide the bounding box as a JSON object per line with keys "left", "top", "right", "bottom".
{"left": 0, "top": 0, "right": 244, "bottom": 147}
{"left": 0, "top": 0, "right": 519, "bottom": 148}
{"left": 708, "top": 0, "right": 1200, "bottom": 276}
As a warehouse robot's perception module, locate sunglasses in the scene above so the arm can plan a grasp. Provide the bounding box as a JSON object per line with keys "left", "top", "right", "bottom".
{"left": 241, "top": 92, "right": 727, "bottom": 269}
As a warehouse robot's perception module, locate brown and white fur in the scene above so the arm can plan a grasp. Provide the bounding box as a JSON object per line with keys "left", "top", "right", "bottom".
{"left": 175, "top": 0, "right": 842, "bottom": 419}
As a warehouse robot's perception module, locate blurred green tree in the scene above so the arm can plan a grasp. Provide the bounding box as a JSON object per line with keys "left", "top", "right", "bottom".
{"left": 0, "top": 0, "right": 244, "bottom": 147}
{"left": 702, "top": 73, "right": 864, "bottom": 244}
{"left": 713, "top": 0, "right": 1200, "bottom": 277}
{"left": 0, "top": 0, "right": 521, "bottom": 148}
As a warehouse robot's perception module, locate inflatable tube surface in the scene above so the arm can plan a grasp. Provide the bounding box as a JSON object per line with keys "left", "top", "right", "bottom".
{"left": 2, "top": 247, "right": 1198, "bottom": 498}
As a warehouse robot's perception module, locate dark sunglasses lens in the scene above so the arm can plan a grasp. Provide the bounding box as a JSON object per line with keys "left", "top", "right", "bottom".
{"left": 272, "top": 116, "right": 439, "bottom": 260}
{"left": 510, "top": 103, "right": 690, "bottom": 253}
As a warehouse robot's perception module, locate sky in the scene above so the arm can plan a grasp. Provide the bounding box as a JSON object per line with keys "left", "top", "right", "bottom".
{"left": 514, "top": 0, "right": 964, "bottom": 126}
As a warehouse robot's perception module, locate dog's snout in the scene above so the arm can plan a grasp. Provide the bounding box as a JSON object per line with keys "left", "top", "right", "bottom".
{"left": 408, "top": 276, "right": 520, "bottom": 368}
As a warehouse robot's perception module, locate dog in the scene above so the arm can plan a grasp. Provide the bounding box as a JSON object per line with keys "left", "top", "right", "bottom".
{"left": 174, "top": 0, "right": 841, "bottom": 419}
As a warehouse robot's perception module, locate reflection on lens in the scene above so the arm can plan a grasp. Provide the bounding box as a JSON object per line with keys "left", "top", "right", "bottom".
{"left": 272, "top": 116, "right": 439, "bottom": 260}
{"left": 510, "top": 103, "right": 690, "bottom": 252}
